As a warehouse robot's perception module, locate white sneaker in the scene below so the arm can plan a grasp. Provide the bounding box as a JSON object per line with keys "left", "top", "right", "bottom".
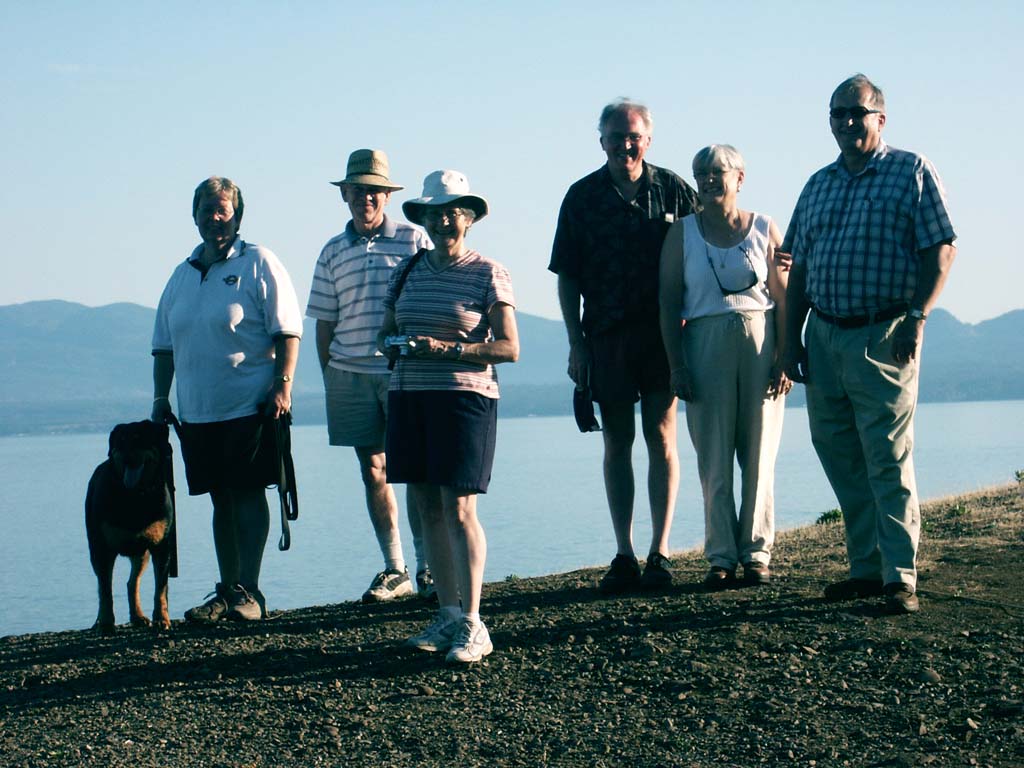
{"left": 362, "top": 569, "right": 414, "bottom": 603}
{"left": 406, "top": 611, "right": 461, "bottom": 652}
{"left": 446, "top": 619, "right": 493, "bottom": 663}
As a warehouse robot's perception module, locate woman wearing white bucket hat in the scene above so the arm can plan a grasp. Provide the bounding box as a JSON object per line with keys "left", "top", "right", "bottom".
{"left": 377, "top": 170, "right": 519, "bottom": 663}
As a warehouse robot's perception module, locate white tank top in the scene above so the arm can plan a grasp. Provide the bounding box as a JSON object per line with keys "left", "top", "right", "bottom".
{"left": 679, "top": 212, "right": 775, "bottom": 320}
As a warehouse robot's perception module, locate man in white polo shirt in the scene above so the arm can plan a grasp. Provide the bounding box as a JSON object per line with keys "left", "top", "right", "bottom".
{"left": 307, "top": 149, "right": 432, "bottom": 602}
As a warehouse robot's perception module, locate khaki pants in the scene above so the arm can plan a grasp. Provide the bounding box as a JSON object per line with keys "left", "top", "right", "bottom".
{"left": 684, "top": 311, "right": 785, "bottom": 568}
{"left": 805, "top": 313, "right": 920, "bottom": 588}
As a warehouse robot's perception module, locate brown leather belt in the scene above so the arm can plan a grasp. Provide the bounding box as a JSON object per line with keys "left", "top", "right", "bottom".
{"left": 813, "top": 304, "right": 908, "bottom": 329}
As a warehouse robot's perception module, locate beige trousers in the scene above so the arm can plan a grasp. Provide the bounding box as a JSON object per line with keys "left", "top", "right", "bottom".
{"left": 683, "top": 311, "right": 785, "bottom": 569}
{"left": 805, "top": 313, "right": 920, "bottom": 588}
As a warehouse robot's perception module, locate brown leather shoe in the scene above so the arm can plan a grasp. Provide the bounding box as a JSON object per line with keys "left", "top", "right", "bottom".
{"left": 703, "top": 566, "right": 735, "bottom": 591}
{"left": 742, "top": 561, "right": 770, "bottom": 586}
{"left": 823, "top": 578, "right": 885, "bottom": 601}
{"left": 883, "top": 582, "right": 920, "bottom": 614}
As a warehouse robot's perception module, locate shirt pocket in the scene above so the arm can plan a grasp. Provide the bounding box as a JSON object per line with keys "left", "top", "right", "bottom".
{"left": 856, "top": 196, "right": 912, "bottom": 246}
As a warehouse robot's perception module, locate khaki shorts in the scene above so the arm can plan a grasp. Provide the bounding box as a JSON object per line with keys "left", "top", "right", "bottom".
{"left": 324, "top": 367, "right": 390, "bottom": 447}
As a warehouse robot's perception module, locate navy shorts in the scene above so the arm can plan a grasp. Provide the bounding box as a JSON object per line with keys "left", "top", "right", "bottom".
{"left": 385, "top": 390, "right": 498, "bottom": 493}
{"left": 589, "top": 321, "right": 671, "bottom": 405}
{"left": 178, "top": 412, "right": 279, "bottom": 496}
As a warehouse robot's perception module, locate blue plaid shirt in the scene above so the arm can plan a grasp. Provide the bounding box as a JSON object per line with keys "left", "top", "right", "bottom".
{"left": 782, "top": 142, "right": 956, "bottom": 317}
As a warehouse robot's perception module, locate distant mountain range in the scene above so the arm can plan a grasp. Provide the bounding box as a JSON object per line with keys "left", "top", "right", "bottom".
{"left": 1, "top": 300, "right": 1021, "bottom": 434}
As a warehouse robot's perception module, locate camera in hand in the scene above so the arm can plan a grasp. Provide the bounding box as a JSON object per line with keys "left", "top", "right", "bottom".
{"left": 384, "top": 335, "right": 418, "bottom": 355}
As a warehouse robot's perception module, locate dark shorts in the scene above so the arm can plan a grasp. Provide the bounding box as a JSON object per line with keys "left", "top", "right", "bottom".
{"left": 589, "top": 321, "right": 671, "bottom": 405}
{"left": 385, "top": 390, "right": 498, "bottom": 493}
{"left": 178, "top": 412, "right": 280, "bottom": 496}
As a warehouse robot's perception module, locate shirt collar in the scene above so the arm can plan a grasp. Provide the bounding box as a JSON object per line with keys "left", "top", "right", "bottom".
{"left": 830, "top": 140, "right": 889, "bottom": 178}
{"left": 188, "top": 235, "right": 243, "bottom": 266}
{"left": 345, "top": 214, "right": 397, "bottom": 241}
{"left": 600, "top": 161, "right": 656, "bottom": 195}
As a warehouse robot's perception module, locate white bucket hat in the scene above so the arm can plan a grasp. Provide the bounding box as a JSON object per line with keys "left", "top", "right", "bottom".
{"left": 402, "top": 170, "right": 489, "bottom": 225}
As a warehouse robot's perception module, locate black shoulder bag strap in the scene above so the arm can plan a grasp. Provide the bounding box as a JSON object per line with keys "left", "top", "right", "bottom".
{"left": 387, "top": 249, "right": 427, "bottom": 371}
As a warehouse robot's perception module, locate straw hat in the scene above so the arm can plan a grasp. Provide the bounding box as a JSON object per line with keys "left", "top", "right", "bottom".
{"left": 330, "top": 149, "right": 403, "bottom": 190}
{"left": 402, "top": 170, "right": 489, "bottom": 225}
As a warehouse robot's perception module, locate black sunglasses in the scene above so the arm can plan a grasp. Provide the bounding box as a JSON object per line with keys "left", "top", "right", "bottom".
{"left": 829, "top": 106, "right": 882, "bottom": 120}
{"left": 704, "top": 244, "right": 759, "bottom": 296}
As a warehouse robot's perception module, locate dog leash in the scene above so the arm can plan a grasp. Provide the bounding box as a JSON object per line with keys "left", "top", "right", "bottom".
{"left": 162, "top": 409, "right": 298, "bottom": 552}
{"left": 163, "top": 414, "right": 182, "bottom": 579}
{"left": 274, "top": 410, "right": 299, "bottom": 551}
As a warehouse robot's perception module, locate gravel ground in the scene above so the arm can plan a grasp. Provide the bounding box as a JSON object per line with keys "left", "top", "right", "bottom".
{"left": 2, "top": 483, "right": 1022, "bottom": 767}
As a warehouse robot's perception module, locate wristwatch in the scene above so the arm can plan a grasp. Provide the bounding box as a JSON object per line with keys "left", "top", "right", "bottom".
{"left": 907, "top": 308, "right": 927, "bottom": 322}
{"left": 276, "top": 374, "right": 292, "bottom": 382}
{"left": 452, "top": 342, "right": 464, "bottom": 359}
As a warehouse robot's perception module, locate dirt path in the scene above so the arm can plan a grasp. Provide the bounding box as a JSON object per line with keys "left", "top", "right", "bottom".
{"left": 2, "top": 483, "right": 1022, "bottom": 767}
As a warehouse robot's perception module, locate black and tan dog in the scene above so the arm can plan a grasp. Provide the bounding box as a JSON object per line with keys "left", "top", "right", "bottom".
{"left": 86, "top": 420, "right": 175, "bottom": 632}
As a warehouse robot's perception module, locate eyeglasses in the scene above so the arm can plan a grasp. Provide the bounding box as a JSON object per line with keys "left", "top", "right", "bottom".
{"left": 704, "top": 243, "right": 759, "bottom": 296}
{"left": 694, "top": 166, "right": 739, "bottom": 182}
{"left": 829, "top": 106, "right": 882, "bottom": 120}
{"left": 344, "top": 185, "right": 390, "bottom": 198}
{"left": 422, "top": 209, "right": 466, "bottom": 224}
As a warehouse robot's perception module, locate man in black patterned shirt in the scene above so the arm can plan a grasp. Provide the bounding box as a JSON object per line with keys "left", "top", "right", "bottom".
{"left": 549, "top": 98, "right": 699, "bottom": 593}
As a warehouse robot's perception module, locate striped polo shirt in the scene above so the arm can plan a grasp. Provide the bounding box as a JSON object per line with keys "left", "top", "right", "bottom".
{"left": 783, "top": 142, "right": 956, "bottom": 317}
{"left": 384, "top": 250, "right": 516, "bottom": 398}
{"left": 306, "top": 215, "right": 431, "bottom": 374}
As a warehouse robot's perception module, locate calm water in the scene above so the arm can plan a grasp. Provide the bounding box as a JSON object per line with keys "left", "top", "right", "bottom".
{"left": 1, "top": 401, "right": 1021, "bottom": 637}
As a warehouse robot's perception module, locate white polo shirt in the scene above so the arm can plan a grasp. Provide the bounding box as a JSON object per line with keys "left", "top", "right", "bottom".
{"left": 153, "top": 237, "right": 303, "bottom": 423}
{"left": 306, "top": 216, "right": 431, "bottom": 374}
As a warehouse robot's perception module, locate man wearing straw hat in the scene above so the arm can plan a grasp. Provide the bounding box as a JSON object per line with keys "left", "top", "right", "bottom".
{"left": 306, "top": 149, "right": 432, "bottom": 602}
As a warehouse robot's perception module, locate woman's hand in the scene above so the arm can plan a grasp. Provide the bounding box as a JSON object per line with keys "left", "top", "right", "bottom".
{"left": 768, "top": 365, "right": 793, "bottom": 400}
{"left": 151, "top": 397, "right": 173, "bottom": 424}
{"left": 266, "top": 379, "right": 292, "bottom": 419}
{"left": 773, "top": 249, "right": 793, "bottom": 272}
{"left": 409, "top": 335, "right": 451, "bottom": 358}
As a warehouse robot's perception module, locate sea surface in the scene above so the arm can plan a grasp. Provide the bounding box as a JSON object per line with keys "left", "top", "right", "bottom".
{"left": 1, "top": 401, "right": 1021, "bottom": 637}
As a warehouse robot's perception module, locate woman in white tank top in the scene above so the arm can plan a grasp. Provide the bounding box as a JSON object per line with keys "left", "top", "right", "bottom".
{"left": 658, "top": 145, "right": 792, "bottom": 590}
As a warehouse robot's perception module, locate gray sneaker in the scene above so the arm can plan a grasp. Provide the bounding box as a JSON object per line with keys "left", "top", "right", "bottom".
{"left": 184, "top": 583, "right": 231, "bottom": 623}
{"left": 407, "top": 611, "right": 461, "bottom": 652}
{"left": 362, "top": 569, "right": 414, "bottom": 603}
{"left": 446, "top": 619, "right": 494, "bottom": 664}
{"left": 227, "top": 584, "right": 264, "bottom": 621}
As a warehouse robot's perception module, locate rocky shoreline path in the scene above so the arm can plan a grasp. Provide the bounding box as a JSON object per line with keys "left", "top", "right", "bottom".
{"left": 2, "top": 483, "right": 1022, "bottom": 767}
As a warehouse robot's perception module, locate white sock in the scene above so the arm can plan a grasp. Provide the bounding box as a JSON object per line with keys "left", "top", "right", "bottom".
{"left": 378, "top": 528, "right": 405, "bottom": 573}
{"left": 464, "top": 611, "right": 481, "bottom": 626}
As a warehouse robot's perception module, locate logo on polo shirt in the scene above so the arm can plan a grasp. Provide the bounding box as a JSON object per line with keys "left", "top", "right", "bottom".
{"left": 223, "top": 275, "right": 239, "bottom": 286}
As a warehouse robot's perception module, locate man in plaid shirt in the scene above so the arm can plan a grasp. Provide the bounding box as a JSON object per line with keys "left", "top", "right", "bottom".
{"left": 782, "top": 74, "right": 956, "bottom": 614}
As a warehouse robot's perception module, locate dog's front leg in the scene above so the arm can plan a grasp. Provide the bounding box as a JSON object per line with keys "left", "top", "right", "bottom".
{"left": 127, "top": 551, "right": 151, "bottom": 627}
{"left": 151, "top": 545, "right": 172, "bottom": 630}
{"left": 92, "top": 551, "right": 117, "bottom": 634}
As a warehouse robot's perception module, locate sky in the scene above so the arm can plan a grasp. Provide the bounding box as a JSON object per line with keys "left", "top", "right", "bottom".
{"left": 2, "top": 1, "right": 1020, "bottom": 324}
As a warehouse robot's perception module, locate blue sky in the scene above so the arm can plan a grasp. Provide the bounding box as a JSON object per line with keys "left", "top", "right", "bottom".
{"left": 2, "top": 1, "right": 1019, "bottom": 323}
